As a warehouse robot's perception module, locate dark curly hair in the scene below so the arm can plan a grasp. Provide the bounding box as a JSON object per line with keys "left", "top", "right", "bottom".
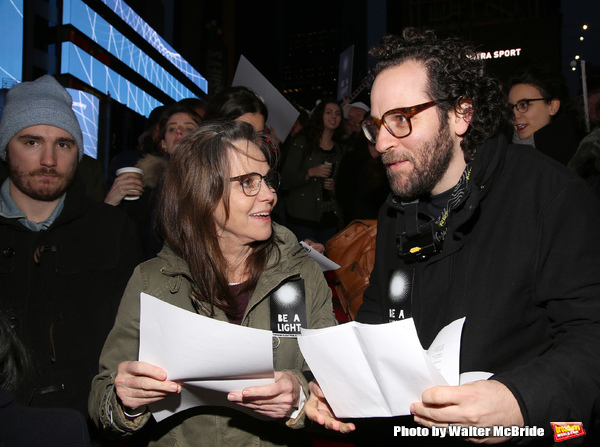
{"left": 369, "top": 28, "right": 510, "bottom": 161}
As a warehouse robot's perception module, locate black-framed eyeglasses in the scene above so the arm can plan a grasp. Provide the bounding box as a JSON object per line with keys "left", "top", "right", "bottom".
{"left": 361, "top": 100, "right": 440, "bottom": 143}
{"left": 230, "top": 172, "right": 280, "bottom": 196}
{"left": 509, "top": 98, "right": 548, "bottom": 114}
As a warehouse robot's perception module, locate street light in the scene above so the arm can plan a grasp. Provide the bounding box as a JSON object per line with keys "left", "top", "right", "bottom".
{"left": 571, "top": 23, "right": 591, "bottom": 130}
{"left": 570, "top": 59, "right": 590, "bottom": 131}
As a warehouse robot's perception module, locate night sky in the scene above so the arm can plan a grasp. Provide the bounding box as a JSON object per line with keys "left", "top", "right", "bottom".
{"left": 560, "top": 0, "right": 600, "bottom": 96}
{"left": 232, "top": 0, "right": 599, "bottom": 103}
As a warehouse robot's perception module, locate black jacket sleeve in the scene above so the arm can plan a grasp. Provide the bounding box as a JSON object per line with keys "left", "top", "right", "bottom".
{"left": 493, "top": 178, "right": 600, "bottom": 433}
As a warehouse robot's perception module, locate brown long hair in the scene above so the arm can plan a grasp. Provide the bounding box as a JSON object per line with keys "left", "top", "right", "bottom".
{"left": 303, "top": 98, "right": 343, "bottom": 154}
{"left": 156, "top": 120, "right": 279, "bottom": 316}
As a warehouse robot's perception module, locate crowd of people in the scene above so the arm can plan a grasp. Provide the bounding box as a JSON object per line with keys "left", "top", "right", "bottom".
{"left": 1, "top": 26, "right": 600, "bottom": 447}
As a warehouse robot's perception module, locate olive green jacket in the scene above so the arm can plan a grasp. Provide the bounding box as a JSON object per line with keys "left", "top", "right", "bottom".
{"left": 88, "top": 224, "right": 336, "bottom": 446}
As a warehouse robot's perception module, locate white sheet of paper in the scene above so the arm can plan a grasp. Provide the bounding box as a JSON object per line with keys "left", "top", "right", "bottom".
{"left": 298, "top": 317, "right": 466, "bottom": 418}
{"left": 148, "top": 379, "right": 275, "bottom": 422}
{"left": 425, "top": 317, "right": 465, "bottom": 386}
{"left": 299, "top": 241, "right": 341, "bottom": 272}
{"left": 459, "top": 371, "right": 493, "bottom": 384}
{"left": 138, "top": 293, "right": 275, "bottom": 422}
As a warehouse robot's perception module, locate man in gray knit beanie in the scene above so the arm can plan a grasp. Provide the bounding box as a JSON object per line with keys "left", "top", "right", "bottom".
{"left": 0, "top": 75, "right": 84, "bottom": 161}
{"left": 0, "top": 75, "right": 84, "bottom": 223}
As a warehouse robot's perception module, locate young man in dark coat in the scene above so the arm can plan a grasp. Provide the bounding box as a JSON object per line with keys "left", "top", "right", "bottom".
{"left": 305, "top": 28, "right": 600, "bottom": 446}
{"left": 0, "top": 75, "right": 142, "bottom": 421}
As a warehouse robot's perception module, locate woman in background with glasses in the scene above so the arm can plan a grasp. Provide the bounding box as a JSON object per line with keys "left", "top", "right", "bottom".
{"left": 281, "top": 99, "right": 346, "bottom": 244}
{"left": 89, "top": 120, "right": 336, "bottom": 447}
{"left": 506, "top": 64, "right": 585, "bottom": 165}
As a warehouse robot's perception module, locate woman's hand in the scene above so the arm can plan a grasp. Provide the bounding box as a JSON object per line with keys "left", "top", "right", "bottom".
{"left": 104, "top": 173, "right": 144, "bottom": 206}
{"left": 323, "top": 178, "right": 335, "bottom": 191}
{"left": 227, "top": 371, "right": 301, "bottom": 419}
{"left": 115, "top": 361, "right": 181, "bottom": 411}
{"left": 305, "top": 380, "right": 355, "bottom": 433}
{"left": 307, "top": 164, "right": 333, "bottom": 179}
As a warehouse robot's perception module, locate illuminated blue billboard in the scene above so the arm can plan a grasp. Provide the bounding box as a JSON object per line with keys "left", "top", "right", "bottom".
{"left": 61, "top": 41, "right": 162, "bottom": 117}
{"left": 67, "top": 88, "right": 99, "bottom": 158}
{"left": 63, "top": 0, "right": 200, "bottom": 101}
{"left": 0, "top": 0, "right": 24, "bottom": 84}
{"left": 100, "top": 0, "right": 208, "bottom": 93}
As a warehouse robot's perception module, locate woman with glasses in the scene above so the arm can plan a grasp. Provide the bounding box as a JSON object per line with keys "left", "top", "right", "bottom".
{"left": 281, "top": 98, "right": 346, "bottom": 244}
{"left": 89, "top": 120, "right": 336, "bottom": 447}
{"left": 506, "top": 64, "right": 585, "bottom": 165}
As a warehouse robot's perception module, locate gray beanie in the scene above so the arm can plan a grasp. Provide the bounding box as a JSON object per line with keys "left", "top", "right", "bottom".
{"left": 0, "top": 75, "right": 84, "bottom": 161}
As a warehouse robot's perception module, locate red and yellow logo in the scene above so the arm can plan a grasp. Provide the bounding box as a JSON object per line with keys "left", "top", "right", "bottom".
{"left": 551, "top": 422, "right": 586, "bottom": 442}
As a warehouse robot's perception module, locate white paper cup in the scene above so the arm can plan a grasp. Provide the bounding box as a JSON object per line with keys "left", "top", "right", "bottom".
{"left": 116, "top": 167, "right": 144, "bottom": 201}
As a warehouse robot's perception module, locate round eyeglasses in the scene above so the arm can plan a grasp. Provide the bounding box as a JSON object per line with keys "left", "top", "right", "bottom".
{"left": 230, "top": 172, "right": 280, "bottom": 197}
{"left": 509, "top": 98, "right": 548, "bottom": 114}
{"left": 361, "top": 100, "right": 440, "bottom": 143}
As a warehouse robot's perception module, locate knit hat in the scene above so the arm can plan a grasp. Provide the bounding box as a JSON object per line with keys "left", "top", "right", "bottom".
{"left": 0, "top": 75, "right": 84, "bottom": 161}
{"left": 343, "top": 101, "right": 370, "bottom": 119}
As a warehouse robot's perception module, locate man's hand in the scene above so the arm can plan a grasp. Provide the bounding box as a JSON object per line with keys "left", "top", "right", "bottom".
{"left": 115, "top": 361, "right": 181, "bottom": 411}
{"left": 302, "top": 239, "right": 325, "bottom": 254}
{"left": 305, "top": 380, "right": 356, "bottom": 433}
{"left": 227, "top": 371, "right": 300, "bottom": 419}
{"left": 411, "top": 380, "right": 523, "bottom": 444}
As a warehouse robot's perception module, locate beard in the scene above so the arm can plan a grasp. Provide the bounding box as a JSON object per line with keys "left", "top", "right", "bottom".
{"left": 7, "top": 155, "right": 76, "bottom": 202}
{"left": 381, "top": 118, "right": 455, "bottom": 200}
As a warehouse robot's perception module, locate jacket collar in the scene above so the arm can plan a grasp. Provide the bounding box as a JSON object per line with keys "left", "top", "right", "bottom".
{"left": 0, "top": 178, "right": 66, "bottom": 231}
{"left": 155, "top": 226, "right": 309, "bottom": 322}
{"left": 469, "top": 133, "right": 507, "bottom": 198}
{"left": 385, "top": 133, "right": 508, "bottom": 262}
{"left": 0, "top": 174, "right": 88, "bottom": 231}
{"left": 386, "top": 133, "right": 507, "bottom": 211}
{"left": 155, "top": 224, "right": 308, "bottom": 302}
{"left": 48, "top": 174, "right": 90, "bottom": 228}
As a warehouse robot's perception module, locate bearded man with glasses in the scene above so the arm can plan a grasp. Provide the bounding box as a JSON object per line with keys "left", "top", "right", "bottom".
{"left": 305, "top": 28, "right": 600, "bottom": 446}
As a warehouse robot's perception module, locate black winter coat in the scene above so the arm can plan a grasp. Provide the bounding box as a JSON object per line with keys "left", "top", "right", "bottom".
{"left": 0, "top": 389, "right": 90, "bottom": 446}
{"left": 0, "top": 176, "right": 143, "bottom": 416}
{"left": 357, "top": 134, "right": 600, "bottom": 445}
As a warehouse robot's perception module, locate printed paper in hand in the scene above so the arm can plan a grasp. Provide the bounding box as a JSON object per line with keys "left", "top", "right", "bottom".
{"left": 298, "top": 317, "right": 479, "bottom": 418}
{"left": 138, "top": 293, "right": 275, "bottom": 422}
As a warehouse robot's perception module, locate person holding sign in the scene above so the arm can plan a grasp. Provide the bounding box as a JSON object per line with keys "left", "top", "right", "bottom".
{"left": 89, "top": 120, "right": 337, "bottom": 446}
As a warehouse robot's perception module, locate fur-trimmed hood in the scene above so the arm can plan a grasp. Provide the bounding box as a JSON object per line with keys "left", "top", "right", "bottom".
{"left": 135, "top": 154, "right": 168, "bottom": 189}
